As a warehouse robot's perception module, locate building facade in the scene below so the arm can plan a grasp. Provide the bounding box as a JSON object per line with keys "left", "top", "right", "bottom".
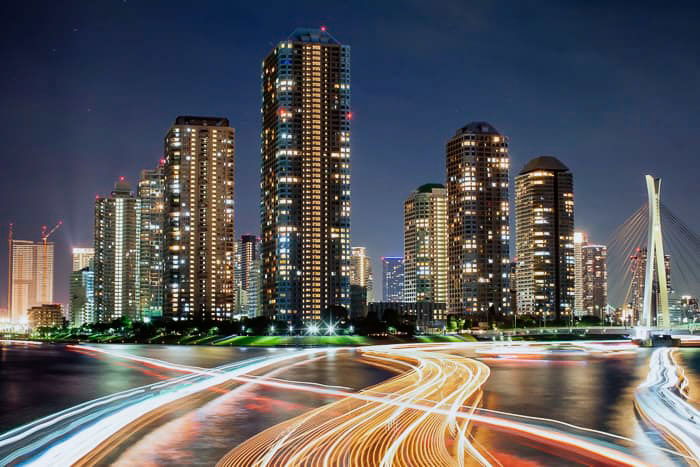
{"left": 27, "top": 304, "right": 63, "bottom": 329}
{"left": 581, "top": 243, "right": 607, "bottom": 319}
{"left": 261, "top": 28, "right": 351, "bottom": 322}
{"left": 138, "top": 163, "right": 166, "bottom": 319}
{"left": 573, "top": 231, "right": 588, "bottom": 316}
{"left": 247, "top": 257, "right": 263, "bottom": 318}
{"left": 234, "top": 235, "right": 261, "bottom": 318}
{"left": 94, "top": 178, "right": 140, "bottom": 322}
{"left": 163, "top": 116, "right": 236, "bottom": 321}
{"left": 381, "top": 256, "right": 404, "bottom": 302}
{"left": 70, "top": 266, "right": 94, "bottom": 327}
{"left": 628, "top": 247, "right": 671, "bottom": 325}
{"left": 8, "top": 240, "right": 54, "bottom": 323}
{"left": 404, "top": 184, "right": 448, "bottom": 304}
{"left": 350, "top": 246, "right": 373, "bottom": 302}
{"left": 446, "top": 122, "right": 510, "bottom": 317}
{"left": 72, "top": 247, "right": 94, "bottom": 272}
{"left": 515, "top": 156, "right": 575, "bottom": 319}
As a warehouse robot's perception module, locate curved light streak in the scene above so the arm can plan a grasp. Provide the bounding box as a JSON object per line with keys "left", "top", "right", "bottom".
{"left": 634, "top": 347, "right": 700, "bottom": 464}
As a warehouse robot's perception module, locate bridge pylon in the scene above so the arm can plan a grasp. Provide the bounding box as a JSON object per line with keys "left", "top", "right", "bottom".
{"left": 641, "top": 175, "right": 670, "bottom": 328}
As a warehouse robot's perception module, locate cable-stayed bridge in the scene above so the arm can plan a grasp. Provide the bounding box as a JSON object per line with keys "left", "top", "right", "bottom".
{"left": 607, "top": 175, "right": 700, "bottom": 330}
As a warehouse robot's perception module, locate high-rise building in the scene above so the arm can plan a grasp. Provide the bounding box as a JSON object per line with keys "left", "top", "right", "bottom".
{"left": 573, "top": 231, "right": 588, "bottom": 316}
{"left": 350, "top": 247, "right": 373, "bottom": 302}
{"left": 350, "top": 246, "right": 373, "bottom": 318}
{"left": 163, "top": 116, "right": 235, "bottom": 321}
{"left": 381, "top": 256, "right": 404, "bottom": 302}
{"left": 628, "top": 247, "right": 671, "bottom": 325}
{"left": 71, "top": 247, "right": 94, "bottom": 272}
{"left": 234, "top": 235, "right": 261, "bottom": 317}
{"left": 70, "top": 266, "right": 94, "bottom": 327}
{"left": 581, "top": 243, "right": 607, "bottom": 319}
{"left": 138, "top": 162, "right": 166, "bottom": 319}
{"left": 515, "top": 156, "right": 575, "bottom": 320}
{"left": 239, "top": 235, "right": 260, "bottom": 291}
{"left": 404, "top": 184, "right": 448, "bottom": 304}
{"left": 261, "top": 28, "right": 351, "bottom": 322}
{"left": 8, "top": 239, "right": 54, "bottom": 323}
{"left": 247, "top": 257, "right": 263, "bottom": 318}
{"left": 446, "top": 122, "right": 510, "bottom": 317}
{"left": 94, "top": 177, "right": 140, "bottom": 322}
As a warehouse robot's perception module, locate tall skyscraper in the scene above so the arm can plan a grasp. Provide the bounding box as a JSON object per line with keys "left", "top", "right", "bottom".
{"left": 573, "top": 231, "right": 588, "bottom": 316}
{"left": 138, "top": 162, "right": 166, "bottom": 319}
{"left": 581, "top": 243, "right": 607, "bottom": 319}
{"left": 8, "top": 240, "right": 54, "bottom": 323}
{"left": 574, "top": 231, "right": 608, "bottom": 319}
{"left": 70, "top": 266, "right": 94, "bottom": 327}
{"left": 261, "top": 28, "right": 351, "bottom": 322}
{"left": 404, "top": 184, "right": 448, "bottom": 304}
{"left": 71, "top": 247, "right": 94, "bottom": 272}
{"left": 94, "top": 178, "right": 140, "bottom": 322}
{"left": 234, "top": 235, "right": 261, "bottom": 317}
{"left": 515, "top": 156, "right": 575, "bottom": 320}
{"left": 381, "top": 256, "right": 404, "bottom": 302}
{"left": 446, "top": 122, "right": 510, "bottom": 317}
{"left": 164, "top": 116, "right": 235, "bottom": 321}
{"left": 350, "top": 246, "right": 373, "bottom": 302}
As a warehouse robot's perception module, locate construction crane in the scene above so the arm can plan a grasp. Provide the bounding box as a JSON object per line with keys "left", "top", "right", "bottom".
{"left": 40, "top": 221, "right": 62, "bottom": 303}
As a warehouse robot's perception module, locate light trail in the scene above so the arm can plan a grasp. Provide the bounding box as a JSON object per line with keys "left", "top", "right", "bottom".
{"left": 66, "top": 344, "right": 217, "bottom": 375}
{"left": 217, "top": 344, "right": 651, "bottom": 467}
{"left": 0, "top": 348, "right": 333, "bottom": 465}
{"left": 634, "top": 347, "right": 700, "bottom": 464}
{"left": 3, "top": 340, "right": 692, "bottom": 466}
{"left": 0, "top": 339, "right": 42, "bottom": 346}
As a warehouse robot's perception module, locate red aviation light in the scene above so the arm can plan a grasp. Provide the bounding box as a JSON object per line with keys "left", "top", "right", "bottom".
{"left": 320, "top": 25, "right": 327, "bottom": 32}
{"left": 347, "top": 111, "right": 353, "bottom": 120}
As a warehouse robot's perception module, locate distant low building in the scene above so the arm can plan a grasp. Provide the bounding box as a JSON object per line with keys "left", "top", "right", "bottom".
{"left": 28, "top": 304, "right": 64, "bottom": 329}
{"left": 368, "top": 301, "right": 447, "bottom": 332}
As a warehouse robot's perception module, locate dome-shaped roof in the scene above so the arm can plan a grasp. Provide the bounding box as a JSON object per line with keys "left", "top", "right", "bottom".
{"left": 416, "top": 183, "right": 445, "bottom": 193}
{"left": 519, "top": 156, "right": 569, "bottom": 175}
{"left": 455, "top": 121, "right": 500, "bottom": 136}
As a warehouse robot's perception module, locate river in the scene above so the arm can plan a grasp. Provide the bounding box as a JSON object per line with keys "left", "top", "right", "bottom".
{"left": 1, "top": 341, "right": 699, "bottom": 465}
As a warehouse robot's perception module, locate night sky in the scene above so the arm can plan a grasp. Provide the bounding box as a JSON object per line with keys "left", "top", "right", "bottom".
{"left": 1, "top": 0, "right": 699, "bottom": 307}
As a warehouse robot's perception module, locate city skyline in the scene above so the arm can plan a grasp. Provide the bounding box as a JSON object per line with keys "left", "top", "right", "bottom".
{"left": 2, "top": 2, "right": 700, "bottom": 307}
{"left": 2, "top": 5, "right": 700, "bottom": 465}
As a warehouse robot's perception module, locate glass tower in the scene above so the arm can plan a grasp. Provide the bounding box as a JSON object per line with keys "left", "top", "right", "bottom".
{"left": 381, "top": 256, "right": 404, "bottom": 302}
